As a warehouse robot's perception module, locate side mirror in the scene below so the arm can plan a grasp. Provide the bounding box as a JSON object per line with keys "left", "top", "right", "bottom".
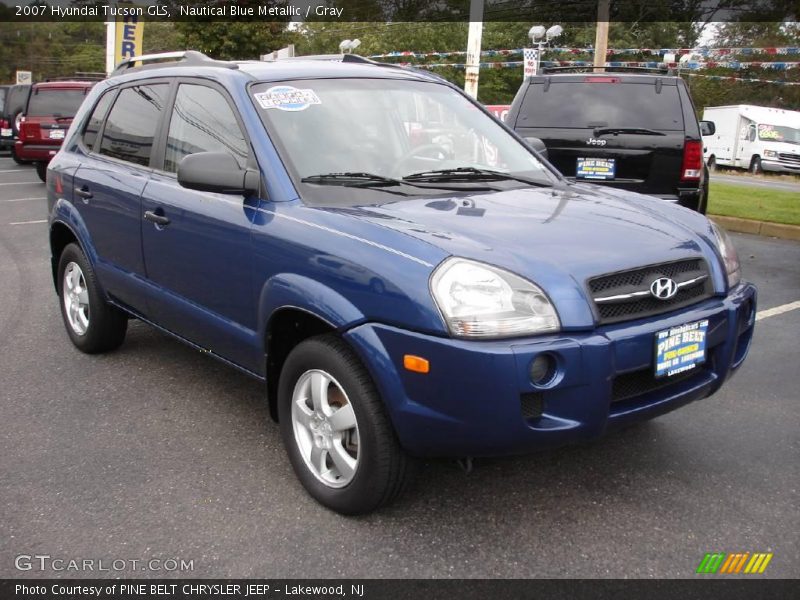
{"left": 700, "top": 120, "right": 715, "bottom": 136}
{"left": 177, "top": 151, "right": 259, "bottom": 196}
{"left": 524, "top": 136, "right": 548, "bottom": 160}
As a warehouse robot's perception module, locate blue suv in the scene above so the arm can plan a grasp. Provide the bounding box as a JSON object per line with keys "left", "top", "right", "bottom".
{"left": 46, "top": 51, "right": 756, "bottom": 514}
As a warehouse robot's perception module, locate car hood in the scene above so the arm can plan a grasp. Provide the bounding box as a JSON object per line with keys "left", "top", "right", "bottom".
{"left": 311, "top": 183, "right": 722, "bottom": 327}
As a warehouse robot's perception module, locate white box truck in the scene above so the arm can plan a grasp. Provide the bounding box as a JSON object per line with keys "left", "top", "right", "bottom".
{"left": 702, "top": 105, "right": 800, "bottom": 174}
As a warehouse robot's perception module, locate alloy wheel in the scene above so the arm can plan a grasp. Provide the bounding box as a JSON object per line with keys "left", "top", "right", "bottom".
{"left": 290, "top": 369, "right": 360, "bottom": 488}
{"left": 63, "top": 261, "right": 90, "bottom": 336}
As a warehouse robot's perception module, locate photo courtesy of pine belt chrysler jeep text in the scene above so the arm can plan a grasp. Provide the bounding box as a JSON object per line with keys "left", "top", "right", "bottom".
{"left": 45, "top": 51, "right": 757, "bottom": 515}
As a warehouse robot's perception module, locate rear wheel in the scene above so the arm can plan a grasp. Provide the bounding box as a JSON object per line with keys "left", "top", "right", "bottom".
{"left": 278, "top": 334, "right": 412, "bottom": 515}
{"left": 749, "top": 155, "right": 762, "bottom": 175}
{"left": 35, "top": 162, "right": 47, "bottom": 183}
{"left": 57, "top": 243, "right": 128, "bottom": 353}
{"left": 10, "top": 145, "right": 27, "bottom": 165}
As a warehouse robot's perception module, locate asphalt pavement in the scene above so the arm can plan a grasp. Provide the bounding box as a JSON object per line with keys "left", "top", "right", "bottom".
{"left": 711, "top": 172, "right": 800, "bottom": 193}
{"left": 0, "top": 155, "right": 798, "bottom": 579}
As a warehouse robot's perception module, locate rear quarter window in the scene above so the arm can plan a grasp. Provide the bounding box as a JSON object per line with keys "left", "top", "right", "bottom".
{"left": 518, "top": 81, "right": 684, "bottom": 131}
{"left": 82, "top": 90, "right": 116, "bottom": 150}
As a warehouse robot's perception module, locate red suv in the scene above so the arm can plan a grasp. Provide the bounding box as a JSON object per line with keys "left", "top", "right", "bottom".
{"left": 16, "top": 81, "right": 95, "bottom": 181}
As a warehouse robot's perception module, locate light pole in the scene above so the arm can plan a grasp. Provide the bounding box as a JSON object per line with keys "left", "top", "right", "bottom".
{"left": 528, "top": 25, "right": 563, "bottom": 74}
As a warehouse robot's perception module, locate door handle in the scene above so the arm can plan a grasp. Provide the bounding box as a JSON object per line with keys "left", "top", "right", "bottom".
{"left": 144, "top": 210, "right": 170, "bottom": 226}
{"left": 74, "top": 186, "right": 93, "bottom": 200}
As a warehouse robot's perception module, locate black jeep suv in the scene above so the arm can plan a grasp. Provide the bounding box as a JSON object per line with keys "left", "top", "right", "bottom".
{"left": 507, "top": 69, "right": 714, "bottom": 213}
{"left": 2, "top": 84, "right": 32, "bottom": 162}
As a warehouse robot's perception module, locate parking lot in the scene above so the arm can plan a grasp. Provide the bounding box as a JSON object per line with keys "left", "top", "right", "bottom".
{"left": 0, "top": 155, "right": 797, "bottom": 579}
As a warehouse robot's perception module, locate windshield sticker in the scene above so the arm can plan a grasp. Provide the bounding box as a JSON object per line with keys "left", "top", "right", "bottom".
{"left": 758, "top": 124, "right": 784, "bottom": 141}
{"left": 254, "top": 86, "right": 321, "bottom": 112}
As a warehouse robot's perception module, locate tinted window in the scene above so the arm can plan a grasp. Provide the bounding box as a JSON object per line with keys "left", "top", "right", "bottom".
{"left": 27, "top": 89, "right": 88, "bottom": 118}
{"left": 0, "top": 88, "right": 6, "bottom": 112}
{"left": 164, "top": 84, "right": 248, "bottom": 173}
{"left": 99, "top": 84, "right": 168, "bottom": 167}
{"left": 519, "top": 81, "right": 684, "bottom": 130}
{"left": 82, "top": 91, "right": 115, "bottom": 150}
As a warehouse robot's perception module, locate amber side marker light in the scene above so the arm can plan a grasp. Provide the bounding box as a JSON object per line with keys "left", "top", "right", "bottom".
{"left": 403, "top": 355, "right": 430, "bottom": 374}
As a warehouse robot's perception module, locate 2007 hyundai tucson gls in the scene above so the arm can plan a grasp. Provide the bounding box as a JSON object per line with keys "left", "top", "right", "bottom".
{"left": 507, "top": 69, "right": 714, "bottom": 213}
{"left": 46, "top": 52, "right": 755, "bottom": 514}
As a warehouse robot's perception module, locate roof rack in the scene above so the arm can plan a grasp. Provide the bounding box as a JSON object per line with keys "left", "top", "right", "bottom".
{"left": 267, "top": 53, "right": 409, "bottom": 71}
{"left": 111, "top": 50, "right": 238, "bottom": 76}
{"left": 540, "top": 65, "right": 677, "bottom": 76}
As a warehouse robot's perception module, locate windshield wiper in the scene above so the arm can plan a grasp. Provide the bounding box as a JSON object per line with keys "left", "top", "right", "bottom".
{"left": 403, "top": 167, "right": 552, "bottom": 187}
{"left": 593, "top": 127, "right": 666, "bottom": 137}
{"left": 302, "top": 171, "right": 499, "bottom": 192}
{"left": 302, "top": 172, "right": 404, "bottom": 187}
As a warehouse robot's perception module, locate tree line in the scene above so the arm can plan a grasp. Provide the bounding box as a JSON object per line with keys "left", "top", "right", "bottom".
{"left": 0, "top": 17, "right": 797, "bottom": 111}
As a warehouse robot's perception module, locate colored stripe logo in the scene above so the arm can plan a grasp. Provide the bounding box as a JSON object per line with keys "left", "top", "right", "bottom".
{"left": 697, "top": 552, "right": 773, "bottom": 574}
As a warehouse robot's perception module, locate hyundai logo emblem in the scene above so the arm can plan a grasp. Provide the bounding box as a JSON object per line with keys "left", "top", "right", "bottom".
{"left": 650, "top": 277, "right": 678, "bottom": 300}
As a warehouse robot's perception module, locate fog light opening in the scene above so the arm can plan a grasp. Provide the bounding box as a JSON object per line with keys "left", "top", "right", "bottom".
{"left": 529, "top": 353, "right": 557, "bottom": 386}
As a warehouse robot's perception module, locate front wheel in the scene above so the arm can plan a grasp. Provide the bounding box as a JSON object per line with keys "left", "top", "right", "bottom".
{"left": 57, "top": 243, "right": 128, "bottom": 353}
{"left": 278, "top": 335, "right": 412, "bottom": 515}
{"left": 749, "top": 156, "right": 762, "bottom": 175}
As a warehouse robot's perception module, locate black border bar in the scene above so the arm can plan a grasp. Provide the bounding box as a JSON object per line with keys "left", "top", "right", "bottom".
{"left": 1, "top": 579, "right": 797, "bottom": 600}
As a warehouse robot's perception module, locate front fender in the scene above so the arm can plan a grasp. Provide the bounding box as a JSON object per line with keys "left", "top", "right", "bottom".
{"left": 257, "top": 273, "right": 367, "bottom": 342}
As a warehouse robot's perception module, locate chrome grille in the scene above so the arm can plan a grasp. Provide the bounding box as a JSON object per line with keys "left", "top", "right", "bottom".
{"left": 778, "top": 153, "right": 800, "bottom": 165}
{"left": 588, "top": 259, "right": 714, "bottom": 325}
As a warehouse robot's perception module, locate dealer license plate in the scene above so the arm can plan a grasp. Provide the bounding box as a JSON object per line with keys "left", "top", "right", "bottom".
{"left": 49, "top": 129, "right": 65, "bottom": 140}
{"left": 0, "top": 128, "right": 11, "bottom": 137}
{"left": 577, "top": 157, "right": 616, "bottom": 180}
{"left": 655, "top": 319, "right": 708, "bottom": 378}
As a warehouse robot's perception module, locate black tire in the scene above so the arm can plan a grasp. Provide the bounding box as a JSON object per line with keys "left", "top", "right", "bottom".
{"left": 36, "top": 162, "right": 47, "bottom": 183}
{"left": 278, "top": 334, "right": 412, "bottom": 515}
{"left": 57, "top": 243, "right": 128, "bottom": 353}
{"left": 707, "top": 156, "right": 717, "bottom": 173}
{"left": 749, "top": 156, "right": 762, "bottom": 175}
{"left": 10, "top": 145, "right": 27, "bottom": 165}
{"left": 698, "top": 179, "right": 709, "bottom": 215}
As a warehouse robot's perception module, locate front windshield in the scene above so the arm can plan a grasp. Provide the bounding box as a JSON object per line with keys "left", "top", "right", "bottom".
{"left": 758, "top": 124, "right": 800, "bottom": 144}
{"left": 252, "top": 78, "right": 554, "bottom": 204}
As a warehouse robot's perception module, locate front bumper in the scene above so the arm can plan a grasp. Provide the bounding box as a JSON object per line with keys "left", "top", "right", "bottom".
{"left": 344, "top": 282, "right": 756, "bottom": 457}
{"left": 761, "top": 159, "right": 800, "bottom": 174}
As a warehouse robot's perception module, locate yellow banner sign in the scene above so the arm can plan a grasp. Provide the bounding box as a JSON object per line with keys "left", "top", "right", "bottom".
{"left": 114, "top": 10, "right": 144, "bottom": 66}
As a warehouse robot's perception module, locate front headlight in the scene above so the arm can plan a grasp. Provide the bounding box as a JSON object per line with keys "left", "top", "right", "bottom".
{"left": 763, "top": 149, "right": 778, "bottom": 159}
{"left": 711, "top": 223, "right": 741, "bottom": 288}
{"left": 430, "top": 258, "right": 560, "bottom": 338}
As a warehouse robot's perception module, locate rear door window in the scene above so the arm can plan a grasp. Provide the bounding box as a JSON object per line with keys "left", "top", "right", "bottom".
{"left": 27, "top": 89, "right": 88, "bottom": 118}
{"left": 519, "top": 81, "right": 684, "bottom": 130}
{"left": 99, "top": 84, "right": 168, "bottom": 167}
